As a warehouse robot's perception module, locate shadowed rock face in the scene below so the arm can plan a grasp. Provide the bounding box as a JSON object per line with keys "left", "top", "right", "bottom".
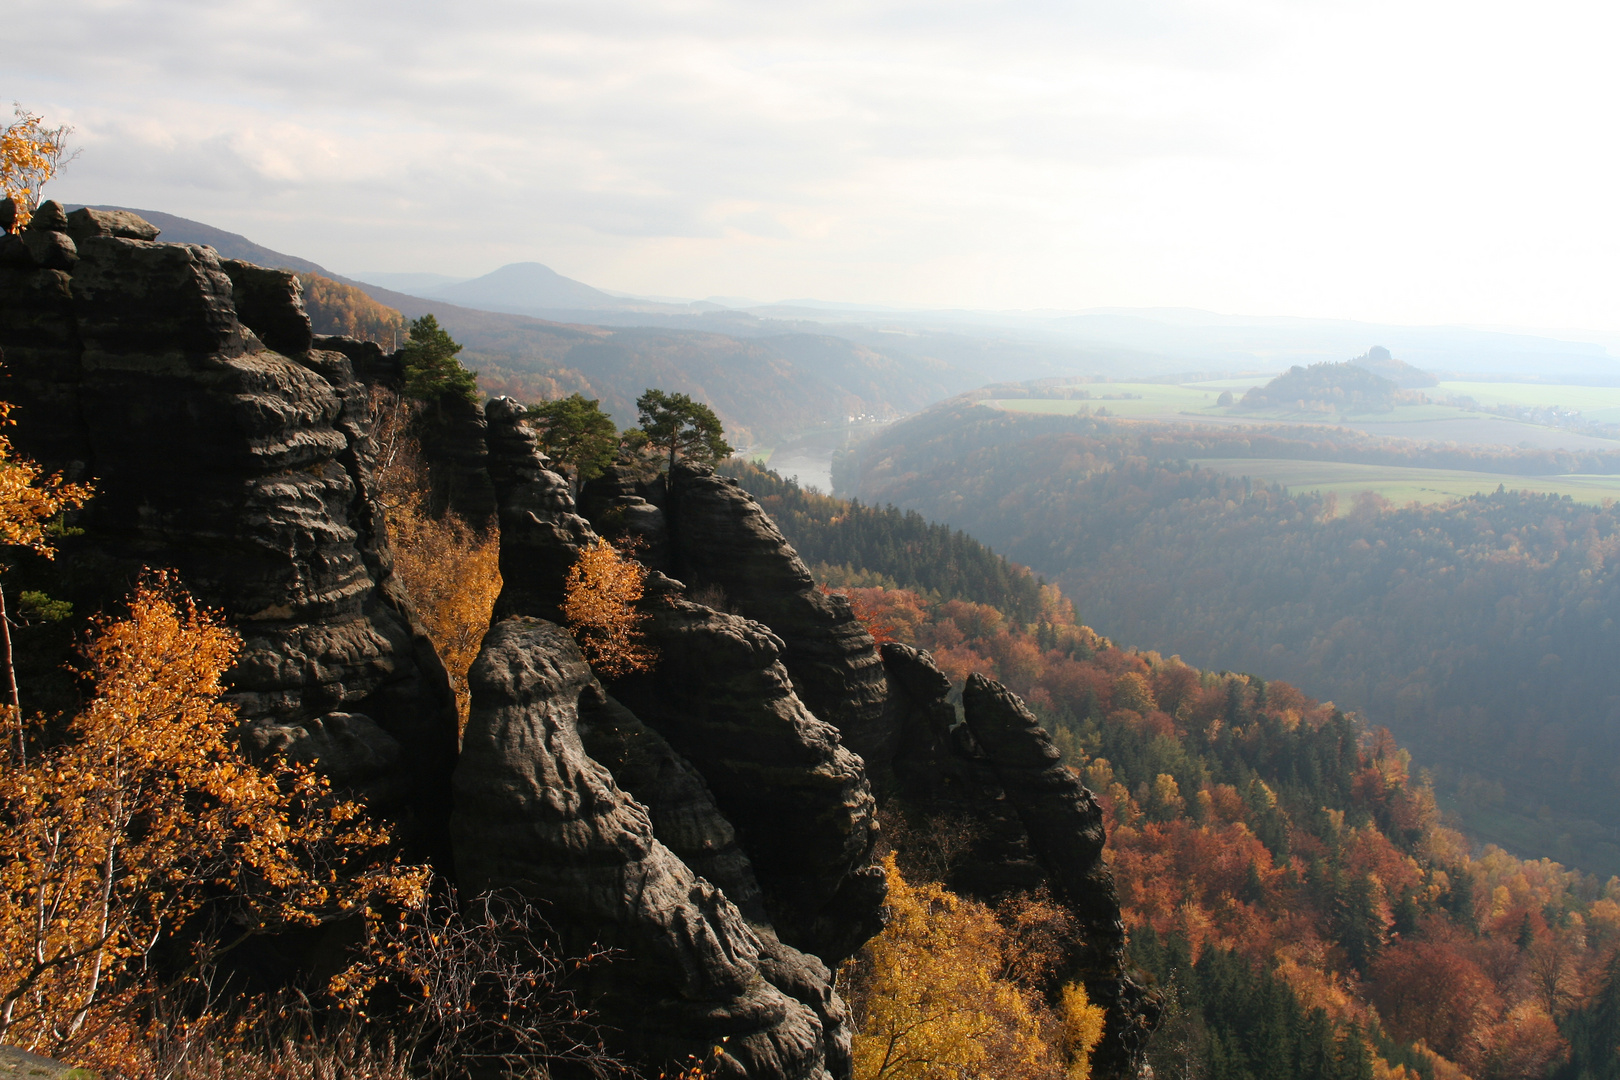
{"left": 0, "top": 220, "right": 460, "bottom": 860}
{"left": 574, "top": 674, "right": 856, "bottom": 1080}
{"left": 879, "top": 644, "right": 1049, "bottom": 899}
{"left": 608, "top": 576, "right": 886, "bottom": 964}
{"left": 578, "top": 462, "right": 672, "bottom": 574}
{"left": 663, "top": 463, "right": 895, "bottom": 774}
{"left": 484, "top": 396, "right": 598, "bottom": 623}
{"left": 452, "top": 617, "right": 834, "bottom": 1080}
{"left": 880, "top": 648, "right": 1158, "bottom": 1079}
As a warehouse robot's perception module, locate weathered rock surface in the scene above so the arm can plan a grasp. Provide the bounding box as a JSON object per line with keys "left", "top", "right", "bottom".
{"left": 578, "top": 461, "right": 672, "bottom": 573}
{"left": 484, "top": 396, "right": 598, "bottom": 622}
{"left": 220, "top": 260, "right": 314, "bottom": 357}
{"left": 663, "top": 463, "right": 894, "bottom": 774}
{"left": 575, "top": 681, "right": 856, "bottom": 1078}
{"left": 452, "top": 617, "right": 833, "bottom": 1079}
{"left": 0, "top": 221, "right": 461, "bottom": 860}
{"left": 65, "top": 206, "right": 162, "bottom": 243}
{"left": 608, "top": 575, "right": 885, "bottom": 964}
{"left": 879, "top": 644, "right": 1049, "bottom": 899}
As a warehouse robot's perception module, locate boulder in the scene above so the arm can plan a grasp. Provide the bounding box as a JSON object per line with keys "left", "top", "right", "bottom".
{"left": 65, "top": 206, "right": 162, "bottom": 243}
{"left": 452, "top": 617, "right": 834, "bottom": 1079}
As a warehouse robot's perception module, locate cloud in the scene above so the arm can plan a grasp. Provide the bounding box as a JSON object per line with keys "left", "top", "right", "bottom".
{"left": 11, "top": 0, "right": 1620, "bottom": 329}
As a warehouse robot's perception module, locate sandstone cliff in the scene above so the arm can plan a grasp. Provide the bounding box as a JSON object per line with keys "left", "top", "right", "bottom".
{"left": 0, "top": 204, "right": 1154, "bottom": 1079}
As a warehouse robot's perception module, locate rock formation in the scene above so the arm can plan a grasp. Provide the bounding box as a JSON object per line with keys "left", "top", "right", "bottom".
{"left": 0, "top": 203, "right": 460, "bottom": 860}
{"left": 453, "top": 618, "right": 835, "bottom": 1079}
{"left": 475, "top": 402, "right": 868, "bottom": 1072}
{"left": 0, "top": 205, "right": 1155, "bottom": 1078}
{"left": 484, "top": 396, "right": 598, "bottom": 623}
{"left": 661, "top": 463, "right": 895, "bottom": 774}
{"left": 881, "top": 645, "right": 1160, "bottom": 1077}
{"left": 607, "top": 575, "right": 886, "bottom": 964}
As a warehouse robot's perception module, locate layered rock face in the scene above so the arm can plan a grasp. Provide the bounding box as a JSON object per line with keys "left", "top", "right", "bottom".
{"left": 473, "top": 403, "right": 869, "bottom": 1074}
{"left": 0, "top": 204, "right": 460, "bottom": 858}
{"left": 453, "top": 619, "right": 836, "bottom": 1079}
{"left": 608, "top": 575, "right": 886, "bottom": 964}
{"left": 661, "top": 463, "right": 894, "bottom": 774}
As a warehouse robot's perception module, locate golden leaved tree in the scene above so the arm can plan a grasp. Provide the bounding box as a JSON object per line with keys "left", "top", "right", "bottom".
{"left": 0, "top": 105, "right": 73, "bottom": 231}
{"left": 562, "top": 539, "right": 655, "bottom": 678}
{"left": 847, "top": 855, "right": 1105, "bottom": 1080}
{"left": 370, "top": 390, "right": 501, "bottom": 731}
{"left": 0, "top": 575, "right": 428, "bottom": 1066}
{"left": 0, "top": 390, "right": 92, "bottom": 759}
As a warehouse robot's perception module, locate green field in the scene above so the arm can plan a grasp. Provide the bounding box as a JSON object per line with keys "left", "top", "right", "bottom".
{"left": 1191, "top": 457, "right": 1620, "bottom": 507}
{"left": 1439, "top": 381, "right": 1620, "bottom": 424}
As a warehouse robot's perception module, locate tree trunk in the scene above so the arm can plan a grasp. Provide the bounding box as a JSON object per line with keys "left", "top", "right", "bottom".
{"left": 1, "top": 579, "right": 21, "bottom": 765}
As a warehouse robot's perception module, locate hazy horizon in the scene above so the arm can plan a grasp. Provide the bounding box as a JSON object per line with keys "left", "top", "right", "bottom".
{"left": 16, "top": 0, "right": 1620, "bottom": 332}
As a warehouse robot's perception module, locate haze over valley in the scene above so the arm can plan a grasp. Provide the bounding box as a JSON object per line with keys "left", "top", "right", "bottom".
{"left": 13, "top": 3, "right": 1620, "bottom": 1079}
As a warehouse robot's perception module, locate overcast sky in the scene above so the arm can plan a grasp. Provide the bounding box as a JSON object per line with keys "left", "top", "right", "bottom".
{"left": 13, "top": 0, "right": 1620, "bottom": 329}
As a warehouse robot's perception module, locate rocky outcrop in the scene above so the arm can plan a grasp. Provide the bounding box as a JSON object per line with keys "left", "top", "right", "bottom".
{"left": 0, "top": 205, "right": 1153, "bottom": 1078}
{"left": 574, "top": 675, "right": 855, "bottom": 1078}
{"left": 880, "top": 642, "right": 1157, "bottom": 1077}
{"left": 608, "top": 575, "right": 885, "bottom": 964}
{"left": 416, "top": 391, "right": 496, "bottom": 524}
{"left": 0, "top": 212, "right": 461, "bottom": 860}
{"left": 474, "top": 412, "right": 866, "bottom": 1072}
{"left": 879, "top": 644, "right": 1049, "bottom": 899}
{"left": 578, "top": 462, "right": 671, "bottom": 573}
{"left": 452, "top": 617, "right": 834, "bottom": 1079}
{"left": 663, "top": 463, "right": 894, "bottom": 774}
{"left": 484, "top": 396, "right": 598, "bottom": 623}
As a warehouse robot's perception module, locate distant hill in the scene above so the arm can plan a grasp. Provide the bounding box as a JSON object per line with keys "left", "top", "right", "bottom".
{"left": 1241, "top": 360, "right": 1400, "bottom": 412}
{"left": 75, "top": 206, "right": 982, "bottom": 445}
{"left": 428, "top": 262, "right": 678, "bottom": 313}
{"left": 1350, "top": 345, "right": 1439, "bottom": 388}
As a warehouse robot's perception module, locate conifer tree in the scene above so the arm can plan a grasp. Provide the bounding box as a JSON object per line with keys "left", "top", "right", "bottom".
{"left": 636, "top": 389, "right": 731, "bottom": 470}
{"left": 527, "top": 393, "right": 619, "bottom": 489}
{"left": 402, "top": 315, "right": 478, "bottom": 405}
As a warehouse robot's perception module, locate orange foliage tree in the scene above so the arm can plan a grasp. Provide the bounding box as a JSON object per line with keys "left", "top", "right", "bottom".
{"left": 0, "top": 388, "right": 93, "bottom": 758}
{"left": 370, "top": 391, "right": 501, "bottom": 730}
{"left": 296, "top": 273, "right": 407, "bottom": 347}
{"left": 562, "top": 539, "right": 655, "bottom": 678}
{"left": 0, "top": 575, "right": 427, "bottom": 1065}
{"left": 0, "top": 106, "right": 73, "bottom": 231}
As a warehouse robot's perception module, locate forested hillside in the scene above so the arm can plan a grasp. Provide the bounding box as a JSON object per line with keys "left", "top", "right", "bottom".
{"left": 750, "top": 463, "right": 1620, "bottom": 1080}
{"left": 843, "top": 403, "right": 1620, "bottom": 875}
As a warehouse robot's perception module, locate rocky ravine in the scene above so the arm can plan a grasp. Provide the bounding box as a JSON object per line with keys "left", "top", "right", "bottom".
{"left": 0, "top": 204, "right": 1156, "bottom": 1079}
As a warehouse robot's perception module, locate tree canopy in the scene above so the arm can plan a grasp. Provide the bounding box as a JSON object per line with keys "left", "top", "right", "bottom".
{"left": 635, "top": 389, "right": 731, "bottom": 470}
{"left": 402, "top": 315, "right": 478, "bottom": 405}
{"left": 527, "top": 393, "right": 619, "bottom": 488}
